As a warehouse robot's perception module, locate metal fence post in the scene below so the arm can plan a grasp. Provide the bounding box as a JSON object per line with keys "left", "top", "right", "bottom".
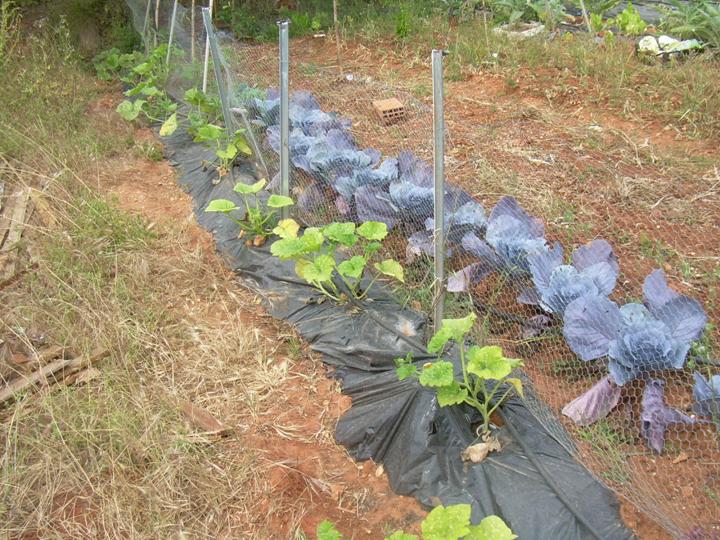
{"left": 432, "top": 50, "right": 446, "bottom": 333}
{"left": 165, "top": 0, "right": 179, "bottom": 66}
{"left": 201, "top": 7, "right": 234, "bottom": 132}
{"left": 278, "top": 20, "right": 291, "bottom": 219}
{"left": 202, "top": 0, "right": 214, "bottom": 93}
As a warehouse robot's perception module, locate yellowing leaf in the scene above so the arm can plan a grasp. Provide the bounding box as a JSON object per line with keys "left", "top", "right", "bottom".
{"left": 159, "top": 112, "right": 178, "bottom": 136}
{"left": 273, "top": 218, "right": 300, "bottom": 239}
{"left": 234, "top": 179, "right": 266, "bottom": 195}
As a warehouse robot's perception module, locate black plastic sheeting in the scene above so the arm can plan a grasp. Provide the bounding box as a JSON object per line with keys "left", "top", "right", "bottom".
{"left": 161, "top": 126, "right": 636, "bottom": 540}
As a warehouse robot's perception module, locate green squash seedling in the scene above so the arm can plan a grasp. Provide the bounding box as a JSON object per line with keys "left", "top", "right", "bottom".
{"left": 193, "top": 123, "right": 253, "bottom": 175}
{"left": 205, "top": 179, "right": 294, "bottom": 244}
{"left": 395, "top": 313, "right": 524, "bottom": 438}
{"left": 271, "top": 219, "right": 404, "bottom": 303}
{"left": 317, "top": 504, "right": 516, "bottom": 540}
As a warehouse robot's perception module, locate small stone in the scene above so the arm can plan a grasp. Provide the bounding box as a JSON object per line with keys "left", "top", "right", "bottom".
{"left": 672, "top": 452, "right": 689, "bottom": 464}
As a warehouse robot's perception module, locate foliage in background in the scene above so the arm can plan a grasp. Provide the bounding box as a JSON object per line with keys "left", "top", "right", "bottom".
{"left": 661, "top": 0, "right": 720, "bottom": 49}
{"left": 0, "top": 1, "right": 20, "bottom": 69}
{"left": 614, "top": 2, "right": 647, "bottom": 35}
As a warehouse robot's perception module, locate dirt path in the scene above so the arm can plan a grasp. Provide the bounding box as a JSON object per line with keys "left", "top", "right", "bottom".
{"left": 88, "top": 95, "right": 426, "bottom": 538}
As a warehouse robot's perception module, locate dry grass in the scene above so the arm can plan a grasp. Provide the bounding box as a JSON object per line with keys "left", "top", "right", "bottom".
{"left": 0, "top": 154, "right": 316, "bottom": 537}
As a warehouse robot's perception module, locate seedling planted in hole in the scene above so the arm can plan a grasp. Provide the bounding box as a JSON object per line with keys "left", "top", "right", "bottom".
{"left": 205, "top": 179, "right": 294, "bottom": 244}
{"left": 194, "top": 123, "right": 253, "bottom": 176}
{"left": 396, "top": 313, "right": 524, "bottom": 439}
{"left": 270, "top": 220, "right": 404, "bottom": 303}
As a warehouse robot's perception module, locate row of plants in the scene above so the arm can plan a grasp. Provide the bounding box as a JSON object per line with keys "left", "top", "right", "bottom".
{"left": 212, "top": 0, "right": 719, "bottom": 49}
{"left": 94, "top": 44, "right": 254, "bottom": 177}
{"left": 92, "top": 35, "right": 522, "bottom": 538}
{"left": 238, "top": 86, "right": 719, "bottom": 455}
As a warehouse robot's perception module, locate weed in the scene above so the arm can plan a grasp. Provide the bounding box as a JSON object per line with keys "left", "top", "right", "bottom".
{"left": 577, "top": 419, "right": 632, "bottom": 484}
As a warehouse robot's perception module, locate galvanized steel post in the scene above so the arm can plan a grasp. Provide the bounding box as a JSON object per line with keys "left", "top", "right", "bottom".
{"left": 165, "top": 0, "right": 179, "bottom": 66}
{"left": 202, "top": 0, "right": 214, "bottom": 93}
{"left": 432, "top": 49, "right": 446, "bottom": 333}
{"left": 278, "top": 20, "right": 291, "bottom": 219}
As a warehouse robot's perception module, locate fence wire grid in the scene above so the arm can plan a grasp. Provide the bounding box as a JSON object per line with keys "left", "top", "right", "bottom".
{"left": 124, "top": 1, "right": 720, "bottom": 538}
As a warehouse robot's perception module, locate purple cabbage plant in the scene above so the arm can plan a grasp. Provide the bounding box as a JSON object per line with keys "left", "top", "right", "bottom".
{"left": 561, "top": 270, "right": 707, "bottom": 442}
{"left": 447, "top": 196, "right": 547, "bottom": 293}
{"left": 524, "top": 239, "right": 619, "bottom": 316}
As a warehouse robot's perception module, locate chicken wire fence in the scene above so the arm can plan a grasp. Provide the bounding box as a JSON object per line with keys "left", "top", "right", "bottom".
{"left": 124, "top": 2, "right": 720, "bottom": 537}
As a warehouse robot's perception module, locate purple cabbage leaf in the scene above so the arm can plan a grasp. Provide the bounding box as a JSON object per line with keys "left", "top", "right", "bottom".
{"left": 641, "top": 378, "right": 698, "bottom": 453}
{"left": 693, "top": 371, "right": 720, "bottom": 418}
{"left": 528, "top": 240, "right": 619, "bottom": 316}
{"left": 562, "top": 375, "right": 622, "bottom": 426}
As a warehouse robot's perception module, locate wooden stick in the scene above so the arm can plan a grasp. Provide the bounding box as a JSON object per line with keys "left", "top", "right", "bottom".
{"left": 0, "top": 187, "right": 29, "bottom": 280}
{"left": 333, "top": 0, "right": 341, "bottom": 73}
{"left": 0, "top": 348, "right": 109, "bottom": 404}
{"left": 578, "top": 0, "right": 593, "bottom": 34}
{"left": 155, "top": 0, "right": 161, "bottom": 48}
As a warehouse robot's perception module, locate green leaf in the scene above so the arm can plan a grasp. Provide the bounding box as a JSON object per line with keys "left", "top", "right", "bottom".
{"left": 394, "top": 353, "right": 418, "bottom": 381}
{"left": 505, "top": 377, "right": 524, "bottom": 399}
{"left": 364, "top": 241, "right": 381, "bottom": 254}
{"left": 267, "top": 194, "right": 294, "bottom": 208}
{"left": 419, "top": 361, "right": 455, "bottom": 388}
{"left": 421, "top": 504, "right": 472, "bottom": 540}
{"left": 436, "top": 381, "right": 468, "bottom": 406}
{"left": 132, "top": 61, "right": 152, "bottom": 74}
{"left": 116, "top": 99, "right": 146, "bottom": 121}
{"left": 299, "top": 227, "right": 324, "bottom": 253}
{"left": 273, "top": 218, "right": 300, "bottom": 239}
{"left": 205, "top": 199, "right": 238, "bottom": 213}
{"left": 232, "top": 131, "right": 252, "bottom": 155}
{"left": 234, "top": 179, "right": 266, "bottom": 195}
{"left": 323, "top": 222, "right": 357, "bottom": 247}
{"left": 427, "top": 313, "right": 477, "bottom": 354}
{"left": 384, "top": 532, "right": 417, "bottom": 540}
{"left": 316, "top": 519, "right": 343, "bottom": 540}
{"left": 271, "top": 237, "right": 306, "bottom": 260}
{"left": 159, "top": 112, "right": 178, "bottom": 136}
{"left": 467, "top": 346, "right": 522, "bottom": 381}
{"left": 465, "top": 515, "right": 517, "bottom": 540}
{"left": 301, "top": 254, "right": 335, "bottom": 284}
{"left": 337, "top": 256, "right": 366, "bottom": 280}
{"left": 374, "top": 259, "right": 404, "bottom": 282}
{"left": 216, "top": 143, "right": 238, "bottom": 161}
{"left": 357, "top": 221, "right": 388, "bottom": 241}
{"left": 184, "top": 87, "right": 205, "bottom": 106}
{"left": 141, "top": 85, "right": 161, "bottom": 96}
{"left": 194, "top": 123, "right": 224, "bottom": 143}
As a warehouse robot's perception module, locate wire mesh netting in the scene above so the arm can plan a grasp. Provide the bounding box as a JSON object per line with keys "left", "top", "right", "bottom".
{"left": 123, "top": 2, "right": 720, "bottom": 537}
